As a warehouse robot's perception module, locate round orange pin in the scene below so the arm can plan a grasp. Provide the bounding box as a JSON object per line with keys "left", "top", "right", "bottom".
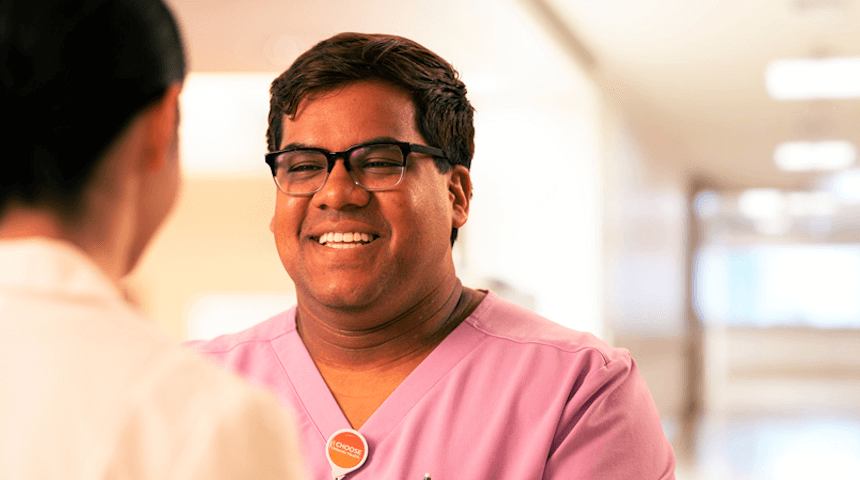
{"left": 326, "top": 428, "right": 368, "bottom": 479}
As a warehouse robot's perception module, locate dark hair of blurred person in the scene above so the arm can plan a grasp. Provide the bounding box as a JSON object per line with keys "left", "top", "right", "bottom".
{"left": 1, "top": 0, "right": 185, "bottom": 221}
{"left": 0, "top": 1, "right": 306, "bottom": 478}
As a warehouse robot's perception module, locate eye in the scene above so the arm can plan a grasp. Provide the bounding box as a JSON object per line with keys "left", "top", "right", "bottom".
{"left": 363, "top": 157, "right": 404, "bottom": 168}
{"left": 280, "top": 151, "right": 326, "bottom": 174}
{"left": 352, "top": 145, "right": 405, "bottom": 170}
{"left": 287, "top": 162, "right": 325, "bottom": 173}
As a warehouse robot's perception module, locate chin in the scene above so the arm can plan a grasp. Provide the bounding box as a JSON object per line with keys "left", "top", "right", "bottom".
{"left": 121, "top": 245, "right": 146, "bottom": 277}
{"left": 123, "top": 225, "right": 159, "bottom": 277}
{"left": 307, "top": 282, "right": 383, "bottom": 311}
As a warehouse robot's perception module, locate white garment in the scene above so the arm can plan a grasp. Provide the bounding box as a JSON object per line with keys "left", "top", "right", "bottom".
{"left": 0, "top": 238, "right": 306, "bottom": 480}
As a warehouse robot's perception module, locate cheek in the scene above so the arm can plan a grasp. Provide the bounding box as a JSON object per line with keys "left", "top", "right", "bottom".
{"left": 405, "top": 184, "right": 453, "bottom": 241}
{"left": 272, "top": 196, "right": 305, "bottom": 239}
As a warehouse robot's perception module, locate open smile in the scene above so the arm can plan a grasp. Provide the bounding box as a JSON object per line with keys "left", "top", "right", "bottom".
{"left": 314, "top": 232, "right": 378, "bottom": 249}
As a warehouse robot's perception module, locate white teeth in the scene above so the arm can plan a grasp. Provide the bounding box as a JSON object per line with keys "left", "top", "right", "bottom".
{"left": 317, "top": 232, "right": 374, "bottom": 247}
{"left": 327, "top": 243, "right": 360, "bottom": 249}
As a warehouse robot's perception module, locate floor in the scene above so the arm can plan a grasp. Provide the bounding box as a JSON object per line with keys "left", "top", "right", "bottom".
{"left": 673, "top": 412, "right": 860, "bottom": 480}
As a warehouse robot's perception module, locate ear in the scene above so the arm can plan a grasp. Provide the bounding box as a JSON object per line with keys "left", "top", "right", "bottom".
{"left": 269, "top": 215, "right": 275, "bottom": 234}
{"left": 140, "top": 82, "right": 182, "bottom": 172}
{"left": 448, "top": 165, "right": 471, "bottom": 229}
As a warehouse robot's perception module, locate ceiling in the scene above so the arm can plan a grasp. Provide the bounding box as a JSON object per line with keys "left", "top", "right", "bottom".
{"left": 545, "top": 0, "right": 860, "bottom": 190}
{"left": 167, "top": 0, "right": 860, "bottom": 191}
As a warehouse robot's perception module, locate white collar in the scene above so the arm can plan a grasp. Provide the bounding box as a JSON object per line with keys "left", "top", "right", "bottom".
{"left": 0, "top": 237, "right": 122, "bottom": 303}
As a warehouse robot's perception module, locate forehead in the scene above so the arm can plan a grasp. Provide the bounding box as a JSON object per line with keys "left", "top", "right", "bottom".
{"left": 281, "top": 81, "right": 422, "bottom": 150}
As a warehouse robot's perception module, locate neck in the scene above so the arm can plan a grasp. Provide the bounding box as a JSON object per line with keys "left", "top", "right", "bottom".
{"left": 296, "top": 276, "right": 476, "bottom": 372}
{"left": 0, "top": 184, "right": 137, "bottom": 285}
{"left": 0, "top": 208, "right": 65, "bottom": 241}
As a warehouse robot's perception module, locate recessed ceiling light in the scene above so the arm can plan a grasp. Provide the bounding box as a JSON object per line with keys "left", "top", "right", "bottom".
{"left": 765, "top": 57, "right": 860, "bottom": 100}
{"left": 774, "top": 141, "right": 856, "bottom": 172}
{"left": 694, "top": 190, "right": 721, "bottom": 218}
{"left": 785, "top": 191, "right": 838, "bottom": 216}
{"left": 738, "top": 188, "right": 785, "bottom": 219}
{"left": 826, "top": 169, "right": 860, "bottom": 204}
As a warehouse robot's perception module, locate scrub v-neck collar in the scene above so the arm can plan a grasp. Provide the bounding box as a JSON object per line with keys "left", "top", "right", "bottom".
{"left": 271, "top": 294, "right": 496, "bottom": 449}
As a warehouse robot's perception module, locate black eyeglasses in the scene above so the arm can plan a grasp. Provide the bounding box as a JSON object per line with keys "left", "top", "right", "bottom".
{"left": 264, "top": 141, "right": 447, "bottom": 196}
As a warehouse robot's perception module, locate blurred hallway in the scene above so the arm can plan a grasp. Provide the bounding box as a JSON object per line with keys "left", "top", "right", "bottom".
{"left": 126, "top": 1, "right": 860, "bottom": 477}
{"left": 675, "top": 413, "right": 860, "bottom": 479}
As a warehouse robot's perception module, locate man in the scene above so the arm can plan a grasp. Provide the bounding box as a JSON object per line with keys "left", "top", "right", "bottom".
{"left": 193, "top": 32, "right": 676, "bottom": 479}
{"left": 0, "top": 1, "right": 305, "bottom": 478}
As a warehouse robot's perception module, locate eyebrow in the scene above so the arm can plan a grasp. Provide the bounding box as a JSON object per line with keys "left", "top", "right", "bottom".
{"left": 278, "top": 136, "right": 403, "bottom": 152}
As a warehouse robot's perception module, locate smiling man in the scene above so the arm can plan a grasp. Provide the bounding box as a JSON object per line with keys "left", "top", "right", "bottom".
{"left": 192, "top": 32, "right": 676, "bottom": 479}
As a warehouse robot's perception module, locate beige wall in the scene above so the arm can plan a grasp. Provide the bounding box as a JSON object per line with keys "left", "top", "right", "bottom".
{"left": 123, "top": 177, "right": 294, "bottom": 340}
{"left": 601, "top": 104, "right": 690, "bottom": 421}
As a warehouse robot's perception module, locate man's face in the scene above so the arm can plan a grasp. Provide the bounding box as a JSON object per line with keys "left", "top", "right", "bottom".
{"left": 270, "top": 80, "right": 469, "bottom": 316}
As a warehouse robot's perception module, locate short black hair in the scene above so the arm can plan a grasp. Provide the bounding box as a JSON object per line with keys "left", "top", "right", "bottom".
{"left": 0, "top": 0, "right": 186, "bottom": 220}
{"left": 267, "top": 32, "right": 475, "bottom": 244}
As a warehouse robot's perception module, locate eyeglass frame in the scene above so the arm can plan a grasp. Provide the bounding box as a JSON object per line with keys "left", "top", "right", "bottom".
{"left": 264, "top": 140, "right": 448, "bottom": 196}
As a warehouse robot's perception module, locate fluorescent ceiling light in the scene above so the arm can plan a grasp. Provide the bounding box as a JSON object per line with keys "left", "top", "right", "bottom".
{"left": 738, "top": 188, "right": 785, "bottom": 219}
{"left": 785, "top": 191, "right": 838, "bottom": 216}
{"left": 774, "top": 141, "right": 856, "bottom": 172}
{"left": 752, "top": 217, "right": 792, "bottom": 236}
{"left": 765, "top": 57, "right": 860, "bottom": 100}
{"left": 827, "top": 169, "right": 860, "bottom": 204}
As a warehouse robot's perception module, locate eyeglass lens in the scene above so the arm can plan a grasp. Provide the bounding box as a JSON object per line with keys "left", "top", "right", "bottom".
{"left": 273, "top": 143, "right": 407, "bottom": 195}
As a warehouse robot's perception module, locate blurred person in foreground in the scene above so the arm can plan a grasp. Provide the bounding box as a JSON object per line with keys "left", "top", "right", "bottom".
{"left": 0, "top": 1, "right": 306, "bottom": 478}
{"left": 191, "top": 32, "right": 676, "bottom": 479}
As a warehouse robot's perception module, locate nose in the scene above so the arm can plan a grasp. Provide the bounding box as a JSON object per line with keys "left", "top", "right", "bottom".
{"left": 311, "top": 158, "right": 370, "bottom": 209}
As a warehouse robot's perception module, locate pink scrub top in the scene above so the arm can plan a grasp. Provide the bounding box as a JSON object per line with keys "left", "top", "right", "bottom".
{"left": 191, "top": 291, "right": 676, "bottom": 479}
